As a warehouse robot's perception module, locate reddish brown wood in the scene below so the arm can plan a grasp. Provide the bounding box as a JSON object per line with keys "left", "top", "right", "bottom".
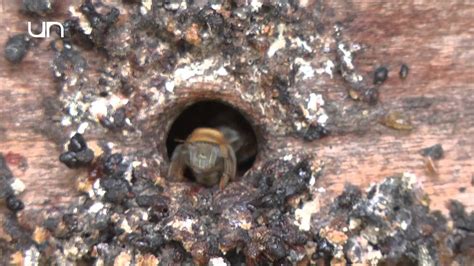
{"left": 0, "top": 0, "right": 472, "bottom": 230}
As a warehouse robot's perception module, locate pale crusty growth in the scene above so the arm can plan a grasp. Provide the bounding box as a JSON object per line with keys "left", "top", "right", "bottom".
{"left": 1, "top": 0, "right": 473, "bottom": 265}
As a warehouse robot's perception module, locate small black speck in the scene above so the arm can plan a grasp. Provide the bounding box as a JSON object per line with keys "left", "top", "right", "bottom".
{"left": 316, "top": 23, "right": 325, "bottom": 34}
{"left": 399, "top": 64, "right": 409, "bottom": 80}
{"left": 6, "top": 195, "right": 24, "bottom": 212}
{"left": 4, "top": 34, "right": 30, "bottom": 64}
{"left": 459, "top": 187, "right": 466, "bottom": 193}
{"left": 63, "top": 213, "right": 79, "bottom": 232}
{"left": 303, "top": 124, "right": 329, "bottom": 141}
{"left": 420, "top": 144, "right": 444, "bottom": 160}
{"left": 43, "top": 217, "right": 60, "bottom": 231}
{"left": 363, "top": 87, "right": 379, "bottom": 105}
{"left": 120, "top": 80, "right": 135, "bottom": 96}
{"left": 100, "top": 108, "right": 127, "bottom": 130}
{"left": 197, "top": 7, "right": 224, "bottom": 34}
{"left": 313, "top": 236, "right": 334, "bottom": 262}
{"left": 373, "top": 66, "right": 389, "bottom": 85}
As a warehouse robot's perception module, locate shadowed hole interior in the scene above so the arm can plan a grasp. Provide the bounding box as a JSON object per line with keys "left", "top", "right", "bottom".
{"left": 166, "top": 100, "right": 258, "bottom": 177}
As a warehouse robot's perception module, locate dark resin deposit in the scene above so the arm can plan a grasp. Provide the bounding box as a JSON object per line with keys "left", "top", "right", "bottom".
{"left": 1, "top": 0, "right": 473, "bottom": 265}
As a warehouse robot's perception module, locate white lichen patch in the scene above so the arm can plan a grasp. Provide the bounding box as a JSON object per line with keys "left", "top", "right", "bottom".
{"left": 315, "top": 59, "right": 335, "bottom": 79}
{"left": 418, "top": 245, "right": 435, "bottom": 266}
{"left": 89, "top": 99, "right": 108, "bottom": 119}
{"left": 141, "top": 0, "right": 152, "bottom": 11}
{"left": 216, "top": 66, "right": 228, "bottom": 76}
{"left": 317, "top": 113, "right": 329, "bottom": 126}
{"left": 229, "top": 217, "right": 252, "bottom": 230}
{"left": 307, "top": 93, "right": 324, "bottom": 112}
{"left": 400, "top": 220, "right": 408, "bottom": 230}
{"left": 365, "top": 246, "right": 383, "bottom": 266}
{"left": 294, "top": 197, "right": 320, "bottom": 231}
{"left": 267, "top": 24, "right": 286, "bottom": 57}
{"left": 209, "top": 257, "right": 229, "bottom": 266}
{"left": 337, "top": 42, "right": 363, "bottom": 82}
{"left": 24, "top": 246, "right": 40, "bottom": 266}
{"left": 349, "top": 218, "right": 362, "bottom": 230}
{"left": 76, "top": 122, "right": 89, "bottom": 134}
{"left": 298, "top": 0, "right": 310, "bottom": 8}
{"left": 61, "top": 116, "right": 72, "bottom": 127}
{"left": 338, "top": 43, "right": 355, "bottom": 70}
{"left": 250, "top": 0, "right": 263, "bottom": 12}
{"left": 119, "top": 219, "right": 132, "bottom": 233}
{"left": 92, "top": 179, "right": 106, "bottom": 199}
{"left": 170, "top": 57, "right": 229, "bottom": 87}
{"left": 168, "top": 218, "right": 195, "bottom": 233}
{"left": 88, "top": 94, "right": 128, "bottom": 121}
{"left": 402, "top": 172, "right": 418, "bottom": 190}
{"left": 63, "top": 91, "right": 88, "bottom": 123}
{"left": 294, "top": 58, "right": 314, "bottom": 80}
{"left": 165, "top": 80, "right": 175, "bottom": 93}
{"left": 123, "top": 162, "right": 134, "bottom": 184}
{"left": 166, "top": 0, "right": 187, "bottom": 11}
{"left": 88, "top": 202, "right": 104, "bottom": 214}
{"left": 68, "top": 6, "right": 92, "bottom": 35}
{"left": 291, "top": 37, "right": 313, "bottom": 53}
{"left": 302, "top": 93, "right": 329, "bottom": 126}
{"left": 10, "top": 178, "right": 26, "bottom": 195}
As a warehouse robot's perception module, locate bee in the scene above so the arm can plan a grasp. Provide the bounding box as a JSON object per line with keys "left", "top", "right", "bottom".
{"left": 168, "top": 127, "right": 243, "bottom": 189}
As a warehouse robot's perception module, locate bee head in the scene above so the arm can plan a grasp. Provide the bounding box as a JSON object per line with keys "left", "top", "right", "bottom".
{"left": 188, "top": 142, "right": 220, "bottom": 172}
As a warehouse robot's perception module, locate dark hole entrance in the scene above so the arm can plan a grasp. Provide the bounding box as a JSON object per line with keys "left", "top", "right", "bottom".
{"left": 166, "top": 100, "right": 258, "bottom": 178}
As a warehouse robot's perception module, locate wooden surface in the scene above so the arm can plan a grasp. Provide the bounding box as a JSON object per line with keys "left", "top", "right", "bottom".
{"left": 0, "top": 0, "right": 473, "bottom": 224}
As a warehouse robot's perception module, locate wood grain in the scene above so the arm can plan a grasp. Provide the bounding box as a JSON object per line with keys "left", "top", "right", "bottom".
{"left": 0, "top": 0, "right": 472, "bottom": 228}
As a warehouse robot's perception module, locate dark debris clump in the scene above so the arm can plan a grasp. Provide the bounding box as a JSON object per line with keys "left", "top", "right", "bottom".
{"left": 6, "top": 195, "right": 25, "bottom": 212}
{"left": 400, "top": 64, "right": 410, "bottom": 79}
{"left": 3, "top": 153, "right": 318, "bottom": 264}
{"left": 302, "top": 124, "right": 330, "bottom": 142}
{"left": 4, "top": 34, "right": 30, "bottom": 64}
{"left": 420, "top": 143, "right": 444, "bottom": 160}
{"left": 22, "top": 0, "right": 53, "bottom": 16}
{"left": 448, "top": 200, "right": 474, "bottom": 232}
{"left": 308, "top": 174, "right": 470, "bottom": 265}
{"left": 3, "top": 1, "right": 473, "bottom": 265}
{"left": 0, "top": 154, "right": 25, "bottom": 213}
{"left": 99, "top": 107, "right": 127, "bottom": 131}
{"left": 3, "top": 146, "right": 474, "bottom": 265}
{"left": 251, "top": 160, "right": 312, "bottom": 210}
{"left": 447, "top": 200, "right": 474, "bottom": 263}
{"left": 59, "top": 133, "right": 94, "bottom": 168}
{"left": 373, "top": 66, "right": 389, "bottom": 85}
{"left": 79, "top": 0, "right": 120, "bottom": 48}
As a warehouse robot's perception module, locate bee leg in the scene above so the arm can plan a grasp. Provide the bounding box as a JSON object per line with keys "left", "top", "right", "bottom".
{"left": 168, "top": 144, "right": 187, "bottom": 182}
{"left": 219, "top": 174, "right": 230, "bottom": 190}
{"left": 220, "top": 144, "right": 237, "bottom": 190}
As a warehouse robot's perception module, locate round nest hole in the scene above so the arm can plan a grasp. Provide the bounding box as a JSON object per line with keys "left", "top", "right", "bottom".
{"left": 166, "top": 100, "right": 258, "bottom": 177}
